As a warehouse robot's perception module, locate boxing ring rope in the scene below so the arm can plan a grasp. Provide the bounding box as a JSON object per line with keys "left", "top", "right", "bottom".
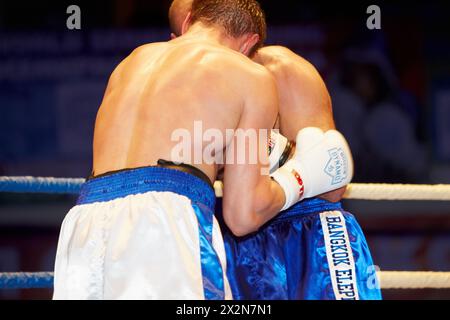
{"left": 214, "top": 181, "right": 450, "bottom": 200}
{"left": 1, "top": 271, "right": 450, "bottom": 290}
{"left": 343, "top": 183, "right": 450, "bottom": 201}
{"left": 1, "top": 176, "right": 450, "bottom": 291}
{"left": 379, "top": 272, "right": 450, "bottom": 289}
{"left": 0, "top": 176, "right": 85, "bottom": 194}
{"left": 2, "top": 176, "right": 450, "bottom": 201}
{"left": 0, "top": 273, "right": 54, "bottom": 290}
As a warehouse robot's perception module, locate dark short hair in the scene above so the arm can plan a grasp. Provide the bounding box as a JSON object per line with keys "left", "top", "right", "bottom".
{"left": 190, "top": 0, "right": 267, "bottom": 56}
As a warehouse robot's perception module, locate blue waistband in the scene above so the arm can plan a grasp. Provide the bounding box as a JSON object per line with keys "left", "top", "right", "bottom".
{"left": 76, "top": 166, "right": 216, "bottom": 210}
{"left": 275, "top": 198, "right": 343, "bottom": 222}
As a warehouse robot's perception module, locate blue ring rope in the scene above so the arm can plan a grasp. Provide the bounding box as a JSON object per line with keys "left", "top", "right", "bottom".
{"left": 0, "top": 176, "right": 85, "bottom": 194}
{"left": 0, "top": 272, "right": 54, "bottom": 289}
{"left": 0, "top": 178, "right": 74, "bottom": 289}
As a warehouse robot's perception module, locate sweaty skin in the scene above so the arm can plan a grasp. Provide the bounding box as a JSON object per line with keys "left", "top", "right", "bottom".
{"left": 93, "top": 23, "right": 285, "bottom": 236}
{"left": 254, "top": 46, "right": 347, "bottom": 202}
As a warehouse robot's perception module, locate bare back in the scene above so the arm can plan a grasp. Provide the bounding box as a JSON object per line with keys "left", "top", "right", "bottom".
{"left": 93, "top": 39, "right": 271, "bottom": 183}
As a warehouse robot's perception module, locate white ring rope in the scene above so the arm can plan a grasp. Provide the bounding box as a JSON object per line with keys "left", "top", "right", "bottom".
{"left": 343, "top": 183, "right": 450, "bottom": 201}
{"left": 215, "top": 181, "right": 450, "bottom": 200}
{"left": 378, "top": 271, "right": 450, "bottom": 289}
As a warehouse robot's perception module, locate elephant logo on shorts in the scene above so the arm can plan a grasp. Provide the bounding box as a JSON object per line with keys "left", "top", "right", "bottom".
{"left": 324, "top": 148, "right": 348, "bottom": 185}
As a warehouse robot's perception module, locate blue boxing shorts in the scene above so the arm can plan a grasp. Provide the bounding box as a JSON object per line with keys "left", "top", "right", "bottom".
{"left": 222, "top": 198, "right": 382, "bottom": 300}
{"left": 53, "top": 166, "right": 232, "bottom": 300}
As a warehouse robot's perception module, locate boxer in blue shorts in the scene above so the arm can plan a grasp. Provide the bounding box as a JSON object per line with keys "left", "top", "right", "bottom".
{"left": 223, "top": 198, "right": 381, "bottom": 300}
{"left": 219, "top": 47, "right": 382, "bottom": 300}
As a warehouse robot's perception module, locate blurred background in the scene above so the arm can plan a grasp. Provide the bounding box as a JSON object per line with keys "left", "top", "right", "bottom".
{"left": 0, "top": 0, "right": 449, "bottom": 299}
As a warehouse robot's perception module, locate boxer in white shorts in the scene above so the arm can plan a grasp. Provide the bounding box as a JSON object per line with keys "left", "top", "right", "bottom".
{"left": 53, "top": 0, "right": 287, "bottom": 300}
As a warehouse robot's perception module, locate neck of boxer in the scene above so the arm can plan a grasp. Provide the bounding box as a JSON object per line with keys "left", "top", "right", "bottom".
{"left": 179, "top": 22, "right": 245, "bottom": 53}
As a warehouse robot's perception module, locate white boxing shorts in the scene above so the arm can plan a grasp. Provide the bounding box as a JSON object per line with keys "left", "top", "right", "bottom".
{"left": 53, "top": 166, "right": 232, "bottom": 300}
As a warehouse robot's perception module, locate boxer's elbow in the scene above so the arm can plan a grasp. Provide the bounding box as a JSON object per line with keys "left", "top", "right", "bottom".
{"left": 223, "top": 206, "right": 260, "bottom": 237}
{"left": 225, "top": 215, "right": 259, "bottom": 238}
{"left": 228, "top": 223, "right": 258, "bottom": 238}
{"left": 223, "top": 200, "right": 276, "bottom": 237}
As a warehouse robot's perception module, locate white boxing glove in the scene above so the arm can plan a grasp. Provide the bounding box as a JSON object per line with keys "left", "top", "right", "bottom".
{"left": 268, "top": 130, "right": 295, "bottom": 174}
{"left": 271, "top": 127, "right": 354, "bottom": 211}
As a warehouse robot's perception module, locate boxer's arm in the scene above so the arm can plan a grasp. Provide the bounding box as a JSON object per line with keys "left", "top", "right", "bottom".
{"left": 259, "top": 46, "right": 346, "bottom": 202}
{"left": 222, "top": 69, "right": 286, "bottom": 237}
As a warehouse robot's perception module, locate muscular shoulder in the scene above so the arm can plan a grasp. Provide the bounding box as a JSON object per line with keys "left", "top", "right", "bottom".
{"left": 129, "top": 42, "right": 168, "bottom": 57}
{"left": 257, "top": 46, "right": 320, "bottom": 79}
{"left": 219, "top": 51, "right": 277, "bottom": 96}
{"left": 257, "top": 46, "right": 334, "bottom": 132}
{"left": 191, "top": 46, "right": 275, "bottom": 94}
{"left": 108, "top": 43, "right": 167, "bottom": 78}
{"left": 257, "top": 46, "right": 329, "bottom": 98}
{"left": 199, "top": 45, "right": 271, "bottom": 78}
{"left": 237, "top": 57, "right": 279, "bottom": 120}
{"left": 195, "top": 47, "right": 278, "bottom": 115}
